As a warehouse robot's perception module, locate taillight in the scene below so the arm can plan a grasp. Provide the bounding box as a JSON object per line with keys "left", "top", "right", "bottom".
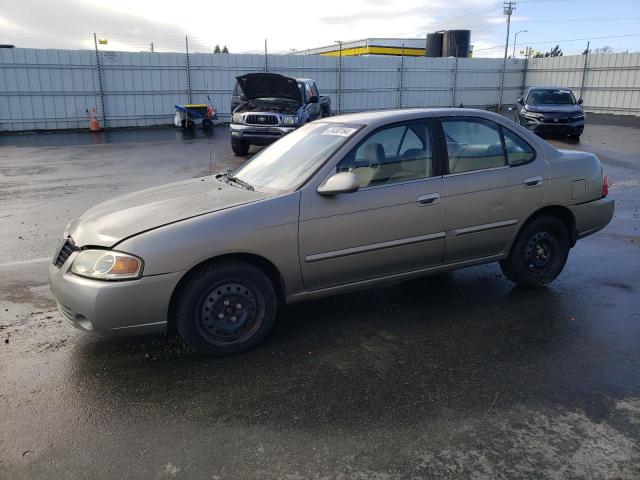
{"left": 602, "top": 173, "right": 609, "bottom": 197}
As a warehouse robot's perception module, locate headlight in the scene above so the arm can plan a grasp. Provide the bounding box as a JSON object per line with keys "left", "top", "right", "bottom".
{"left": 523, "top": 111, "right": 544, "bottom": 120}
{"left": 571, "top": 114, "right": 585, "bottom": 121}
{"left": 281, "top": 115, "right": 297, "bottom": 126}
{"left": 232, "top": 113, "right": 244, "bottom": 124}
{"left": 70, "top": 250, "right": 143, "bottom": 281}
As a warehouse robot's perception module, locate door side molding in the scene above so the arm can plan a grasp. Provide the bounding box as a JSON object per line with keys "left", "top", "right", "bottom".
{"left": 305, "top": 232, "right": 446, "bottom": 263}
{"left": 449, "top": 219, "right": 518, "bottom": 236}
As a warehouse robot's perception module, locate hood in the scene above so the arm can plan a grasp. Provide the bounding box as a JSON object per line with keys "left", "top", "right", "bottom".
{"left": 525, "top": 104, "right": 583, "bottom": 114}
{"left": 67, "top": 177, "right": 268, "bottom": 247}
{"left": 236, "top": 73, "right": 301, "bottom": 102}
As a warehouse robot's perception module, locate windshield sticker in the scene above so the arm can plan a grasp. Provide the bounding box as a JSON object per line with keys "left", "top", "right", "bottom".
{"left": 321, "top": 126, "right": 358, "bottom": 137}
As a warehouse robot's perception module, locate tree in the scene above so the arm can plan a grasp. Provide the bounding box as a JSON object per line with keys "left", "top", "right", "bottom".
{"left": 593, "top": 46, "right": 613, "bottom": 54}
{"left": 214, "top": 44, "right": 221, "bottom": 53}
{"left": 543, "top": 45, "right": 563, "bottom": 57}
{"left": 222, "top": 45, "right": 229, "bottom": 54}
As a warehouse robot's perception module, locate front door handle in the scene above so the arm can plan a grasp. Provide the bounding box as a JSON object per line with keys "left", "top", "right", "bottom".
{"left": 417, "top": 193, "right": 441, "bottom": 206}
{"left": 523, "top": 176, "right": 543, "bottom": 187}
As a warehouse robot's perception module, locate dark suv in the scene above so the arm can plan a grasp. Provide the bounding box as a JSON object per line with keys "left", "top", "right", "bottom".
{"left": 230, "top": 73, "right": 331, "bottom": 155}
{"left": 515, "top": 87, "right": 585, "bottom": 141}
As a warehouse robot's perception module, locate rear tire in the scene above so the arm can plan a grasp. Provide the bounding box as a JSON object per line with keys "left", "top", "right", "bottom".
{"left": 500, "top": 215, "right": 570, "bottom": 288}
{"left": 175, "top": 261, "right": 278, "bottom": 356}
{"left": 231, "top": 138, "right": 250, "bottom": 156}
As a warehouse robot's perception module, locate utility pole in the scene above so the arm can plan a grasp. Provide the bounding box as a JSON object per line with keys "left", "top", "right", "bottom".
{"left": 503, "top": 1, "right": 515, "bottom": 60}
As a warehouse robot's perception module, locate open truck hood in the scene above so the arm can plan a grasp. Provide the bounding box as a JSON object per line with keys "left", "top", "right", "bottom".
{"left": 67, "top": 177, "right": 267, "bottom": 247}
{"left": 236, "top": 73, "right": 301, "bottom": 102}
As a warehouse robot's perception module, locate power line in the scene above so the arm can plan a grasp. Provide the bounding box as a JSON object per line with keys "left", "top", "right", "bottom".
{"left": 473, "top": 33, "right": 640, "bottom": 52}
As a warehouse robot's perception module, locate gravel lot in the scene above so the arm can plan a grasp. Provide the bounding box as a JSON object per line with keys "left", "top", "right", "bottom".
{"left": 1, "top": 114, "right": 639, "bottom": 479}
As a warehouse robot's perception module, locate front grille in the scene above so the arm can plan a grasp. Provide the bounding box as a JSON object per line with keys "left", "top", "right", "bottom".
{"left": 54, "top": 238, "right": 79, "bottom": 267}
{"left": 245, "top": 114, "right": 279, "bottom": 126}
{"left": 543, "top": 116, "right": 570, "bottom": 124}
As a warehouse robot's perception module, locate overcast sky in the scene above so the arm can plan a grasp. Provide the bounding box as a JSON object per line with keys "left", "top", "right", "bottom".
{"left": 1, "top": 0, "right": 639, "bottom": 57}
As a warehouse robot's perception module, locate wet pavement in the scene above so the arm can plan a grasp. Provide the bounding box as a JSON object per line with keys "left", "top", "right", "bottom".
{"left": 1, "top": 119, "right": 639, "bottom": 479}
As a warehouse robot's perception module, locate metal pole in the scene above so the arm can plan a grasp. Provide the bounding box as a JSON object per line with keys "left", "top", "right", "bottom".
{"left": 579, "top": 41, "right": 590, "bottom": 101}
{"left": 335, "top": 41, "right": 343, "bottom": 115}
{"left": 521, "top": 46, "right": 530, "bottom": 97}
{"left": 451, "top": 47, "right": 458, "bottom": 107}
{"left": 185, "top": 36, "right": 192, "bottom": 104}
{"left": 93, "top": 33, "right": 106, "bottom": 127}
{"left": 264, "top": 38, "right": 268, "bottom": 72}
{"left": 397, "top": 43, "right": 405, "bottom": 109}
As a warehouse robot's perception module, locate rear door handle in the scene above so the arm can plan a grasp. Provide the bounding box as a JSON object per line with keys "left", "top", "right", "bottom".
{"left": 523, "top": 176, "right": 543, "bottom": 187}
{"left": 416, "top": 193, "right": 440, "bottom": 206}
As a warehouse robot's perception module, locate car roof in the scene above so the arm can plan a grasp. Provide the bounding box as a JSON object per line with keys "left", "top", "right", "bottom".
{"left": 526, "top": 86, "right": 575, "bottom": 91}
{"left": 321, "top": 108, "right": 503, "bottom": 127}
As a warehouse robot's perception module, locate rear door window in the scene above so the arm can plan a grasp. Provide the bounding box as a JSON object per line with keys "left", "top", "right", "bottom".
{"left": 442, "top": 118, "right": 506, "bottom": 174}
{"left": 503, "top": 128, "right": 535, "bottom": 166}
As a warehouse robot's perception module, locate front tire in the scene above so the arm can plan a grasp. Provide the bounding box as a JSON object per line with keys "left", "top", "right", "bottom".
{"left": 569, "top": 134, "right": 581, "bottom": 143}
{"left": 231, "top": 138, "right": 250, "bottom": 156}
{"left": 500, "top": 215, "right": 570, "bottom": 288}
{"left": 175, "top": 261, "right": 278, "bottom": 356}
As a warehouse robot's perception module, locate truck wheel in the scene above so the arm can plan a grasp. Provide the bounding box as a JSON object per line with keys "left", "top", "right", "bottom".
{"left": 500, "top": 215, "right": 570, "bottom": 288}
{"left": 231, "top": 138, "right": 250, "bottom": 156}
{"left": 202, "top": 119, "right": 213, "bottom": 131}
{"left": 175, "top": 261, "right": 278, "bottom": 356}
{"left": 181, "top": 119, "right": 195, "bottom": 130}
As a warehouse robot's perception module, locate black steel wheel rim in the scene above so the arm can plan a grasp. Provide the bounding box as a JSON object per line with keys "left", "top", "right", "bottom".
{"left": 196, "top": 281, "right": 263, "bottom": 346}
{"left": 524, "top": 231, "right": 559, "bottom": 277}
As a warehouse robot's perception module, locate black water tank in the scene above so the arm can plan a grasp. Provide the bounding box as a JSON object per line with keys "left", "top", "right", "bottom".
{"left": 443, "top": 30, "right": 471, "bottom": 57}
{"left": 425, "top": 32, "right": 443, "bottom": 57}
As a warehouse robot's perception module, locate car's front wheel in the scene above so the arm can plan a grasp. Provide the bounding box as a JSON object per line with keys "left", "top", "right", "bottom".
{"left": 175, "top": 261, "right": 278, "bottom": 356}
{"left": 500, "top": 215, "right": 570, "bottom": 288}
{"left": 231, "top": 138, "right": 250, "bottom": 156}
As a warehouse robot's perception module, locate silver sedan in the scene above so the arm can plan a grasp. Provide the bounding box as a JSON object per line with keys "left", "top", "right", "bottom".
{"left": 50, "top": 108, "right": 614, "bottom": 356}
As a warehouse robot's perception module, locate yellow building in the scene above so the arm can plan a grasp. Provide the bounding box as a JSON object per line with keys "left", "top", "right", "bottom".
{"left": 296, "top": 38, "right": 427, "bottom": 57}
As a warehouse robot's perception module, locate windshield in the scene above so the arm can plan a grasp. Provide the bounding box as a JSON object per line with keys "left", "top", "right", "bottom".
{"left": 527, "top": 89, "right": 576, "bottom": 105}
{"left": 233, "top": 122, "right": 361, "bottom": 194}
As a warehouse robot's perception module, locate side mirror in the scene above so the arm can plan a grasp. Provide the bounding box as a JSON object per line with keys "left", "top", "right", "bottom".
{"left": 308, "top": 95, "right": 319, "bottom": 104}
{"left": 517, "top": 97, "right": 523, "bottom": 105}
{"left": 577, "top": 98, "right": 583, "bottom": 105}
{"left": 317, "top": 172, "right": 360, "bottom": 196}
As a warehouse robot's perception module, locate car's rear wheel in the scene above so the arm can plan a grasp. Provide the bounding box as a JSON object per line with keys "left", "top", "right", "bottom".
{"left": 231, "top": 138, "right": 250, "bottom": 156}
{"left": 175, "top": 261, "right": 277, "bottom": 356}
{"left": 500, "top": 215, "right": 570, "bottom": 288}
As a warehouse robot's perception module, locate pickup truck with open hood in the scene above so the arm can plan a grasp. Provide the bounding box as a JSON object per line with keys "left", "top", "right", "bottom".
{"left": 229, "top": 73, "right": 331, "bottom": 155}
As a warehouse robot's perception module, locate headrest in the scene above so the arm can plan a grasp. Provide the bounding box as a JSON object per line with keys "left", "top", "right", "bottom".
{"left": 362, "top": 143, "right": 385, "bottom": 166}
{"left": 401, "top": 149, "right": 428, "bottom": 174}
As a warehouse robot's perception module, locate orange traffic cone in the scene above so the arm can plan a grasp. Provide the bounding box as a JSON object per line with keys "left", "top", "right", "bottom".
{"left": 88, "top": 108, "right": 102, "bottom": 132}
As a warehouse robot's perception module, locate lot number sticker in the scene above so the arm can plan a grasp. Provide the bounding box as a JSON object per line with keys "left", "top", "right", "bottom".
{"left": 321, "top": 126, "right": 358, "bottom": 137}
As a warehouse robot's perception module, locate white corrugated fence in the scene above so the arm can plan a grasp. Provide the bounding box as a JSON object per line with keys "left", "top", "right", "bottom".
{"left": 0, "top": 48, "right": 638, "bottom": 131}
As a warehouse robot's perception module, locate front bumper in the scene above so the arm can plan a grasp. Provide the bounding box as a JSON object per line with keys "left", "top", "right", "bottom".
{"left": 49, "top": 257, "right": 184, "bottom": 337}
{"left": 523, "top": 116, "right": 585, "bottom": 136}
{"left": 230, "top": 123, "right": 296, "bottom": 146}
{"left": 568, "top": 197, "right": 615, "bottom": 240}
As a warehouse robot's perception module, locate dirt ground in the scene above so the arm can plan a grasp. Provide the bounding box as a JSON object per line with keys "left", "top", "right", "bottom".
{"left": 1, "top": 115, "right": 639, "bottom": 479}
